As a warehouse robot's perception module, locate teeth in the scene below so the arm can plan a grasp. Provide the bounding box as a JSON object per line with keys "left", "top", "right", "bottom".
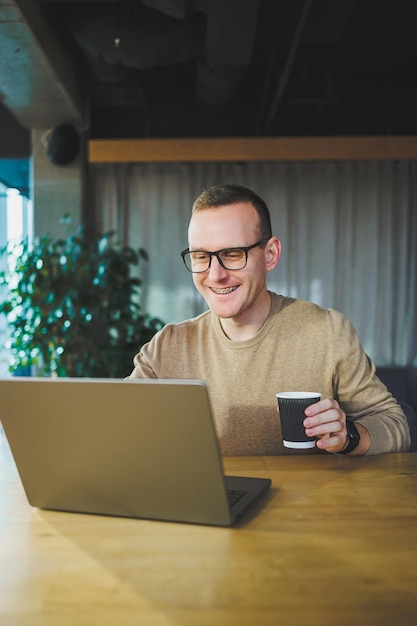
{"left": 212, "top": 286, "right": 237, "bottom": 294}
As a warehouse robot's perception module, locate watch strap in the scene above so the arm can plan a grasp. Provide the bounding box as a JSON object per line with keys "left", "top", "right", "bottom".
{"left": 338, "top": 419, "right": 360, "bottom": 455}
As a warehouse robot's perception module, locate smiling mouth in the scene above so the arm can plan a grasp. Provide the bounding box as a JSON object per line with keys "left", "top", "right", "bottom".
{"left": 210, "top": 286, "right": 238, "bottom": 294}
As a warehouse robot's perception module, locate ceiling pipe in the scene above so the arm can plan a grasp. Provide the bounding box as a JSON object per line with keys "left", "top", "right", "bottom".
{"left": 260, "top": 0, "right": 313, "bottom": 135}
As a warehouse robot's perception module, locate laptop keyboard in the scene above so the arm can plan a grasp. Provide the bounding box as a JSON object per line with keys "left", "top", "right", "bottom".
{"left": 227, "top": 489, "right": 247, "bottom": 507}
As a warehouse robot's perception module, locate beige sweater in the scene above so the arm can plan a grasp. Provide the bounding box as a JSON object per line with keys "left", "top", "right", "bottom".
{"left": 130, "top": 293, "right": 410, "bottom": 455}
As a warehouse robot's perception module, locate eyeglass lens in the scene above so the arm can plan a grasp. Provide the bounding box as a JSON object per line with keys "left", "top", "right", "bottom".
{"left": 185, "top": 248, "right": 247, "bottom": 272}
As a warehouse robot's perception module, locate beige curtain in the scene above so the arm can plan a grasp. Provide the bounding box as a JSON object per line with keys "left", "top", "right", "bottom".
{"left": 91, "top": 160, "right": 417, "bottom": 366}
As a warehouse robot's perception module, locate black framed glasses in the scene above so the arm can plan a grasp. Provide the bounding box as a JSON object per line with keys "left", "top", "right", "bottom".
{"left": 181, "top": 238, "right": 269, "bottom": 273}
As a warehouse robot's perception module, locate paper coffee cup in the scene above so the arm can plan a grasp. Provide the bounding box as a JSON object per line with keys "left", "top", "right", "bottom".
{"left": 276, "top": 391, "right": 321, "bottom": 449}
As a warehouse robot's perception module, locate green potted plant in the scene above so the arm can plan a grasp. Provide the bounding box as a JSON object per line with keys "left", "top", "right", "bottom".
{"left": 0, "top": 219, "right": 164, "bottom": 377}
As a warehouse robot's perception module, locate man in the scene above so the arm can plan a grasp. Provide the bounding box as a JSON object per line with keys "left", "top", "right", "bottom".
{"left": 129, "top": 184, "right": 410, "bottom": 455}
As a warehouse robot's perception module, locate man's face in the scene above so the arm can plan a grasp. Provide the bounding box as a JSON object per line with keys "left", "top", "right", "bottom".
{"left": 187, "top": 202, "right": 274, "bottom": 324}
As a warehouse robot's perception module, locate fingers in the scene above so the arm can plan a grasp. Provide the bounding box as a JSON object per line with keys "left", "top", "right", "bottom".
{"left": 303, "top": 398, "right": 347, "bottom": 453}
{"left": 304, "top": 397, "right": 338, "bottom": 417}
{"left": 315, "top": 432, "right": 346, "bottom": 451}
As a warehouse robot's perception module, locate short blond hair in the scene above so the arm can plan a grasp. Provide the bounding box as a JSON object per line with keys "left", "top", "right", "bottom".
{"left": 192, "top": 184, "right": 273, "bottom": 239}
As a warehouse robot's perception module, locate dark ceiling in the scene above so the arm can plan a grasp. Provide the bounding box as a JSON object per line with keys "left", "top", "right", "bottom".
{"left": 1, "top": 0, "right": 417, "bottom": 150}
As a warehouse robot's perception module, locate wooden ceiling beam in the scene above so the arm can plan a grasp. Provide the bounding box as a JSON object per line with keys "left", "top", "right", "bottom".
{"left": 88, "top": 136, "right": 417, "bottom": 163}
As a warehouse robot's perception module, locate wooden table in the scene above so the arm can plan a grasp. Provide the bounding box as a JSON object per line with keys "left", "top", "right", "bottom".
{"left": 1, "top": 427, "right": 417, "bottom": 626}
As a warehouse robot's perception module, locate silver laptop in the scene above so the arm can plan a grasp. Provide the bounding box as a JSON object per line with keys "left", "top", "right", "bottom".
{"left": 0, "top": 377, "right": 271, "bottom": 526}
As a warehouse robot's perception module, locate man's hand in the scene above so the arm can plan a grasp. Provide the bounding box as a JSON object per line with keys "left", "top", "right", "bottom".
{"left": 303, "top": 398, "right": 370, "bottom": 455}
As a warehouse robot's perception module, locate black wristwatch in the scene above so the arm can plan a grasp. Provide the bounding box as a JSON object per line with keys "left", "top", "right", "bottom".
{"left": 338, "top": 419, "right": 361, "bottom": 455}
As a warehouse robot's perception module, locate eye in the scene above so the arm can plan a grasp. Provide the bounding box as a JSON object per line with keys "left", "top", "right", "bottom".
{"left": 190, "top": 251, "right": 209, "bottom": 262}
{"left": 222, "top": 249, "right": 244, "bottom": 261}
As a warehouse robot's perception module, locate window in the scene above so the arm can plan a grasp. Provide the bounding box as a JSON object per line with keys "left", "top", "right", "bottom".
{"left": 0, "top": 183, "right": 33, "bottom": 376}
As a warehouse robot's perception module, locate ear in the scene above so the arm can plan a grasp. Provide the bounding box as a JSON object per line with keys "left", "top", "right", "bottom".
{"left": 265, "top": 236, "right": 281, "bottom": 272}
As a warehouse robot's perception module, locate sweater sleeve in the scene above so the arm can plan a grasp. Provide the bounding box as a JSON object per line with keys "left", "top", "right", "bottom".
{"left": 128, "top": 327, "right": 167, "bottom": 379}
{"left": 328, "top": 310, "right": 411, "bottom": 454}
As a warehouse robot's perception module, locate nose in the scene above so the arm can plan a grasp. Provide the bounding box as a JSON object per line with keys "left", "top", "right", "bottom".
{"left": 207, "top": 254, "right": 229, "bottom": 280}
